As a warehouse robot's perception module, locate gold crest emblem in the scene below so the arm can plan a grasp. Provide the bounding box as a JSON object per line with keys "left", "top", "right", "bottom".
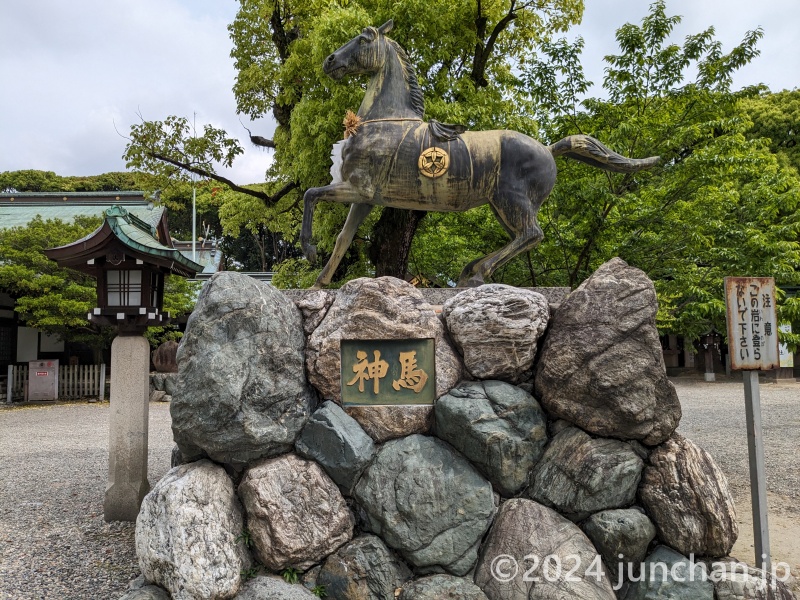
{"left": 418, "top": 147, "right": 449, "bottom": 178}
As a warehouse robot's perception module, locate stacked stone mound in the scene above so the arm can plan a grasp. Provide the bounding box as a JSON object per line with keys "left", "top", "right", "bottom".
{"left": 130, "top": 263, "right": 793, "bottom": 600}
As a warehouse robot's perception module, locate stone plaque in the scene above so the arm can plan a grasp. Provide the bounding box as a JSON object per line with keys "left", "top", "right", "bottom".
{"left": 341, "top": 338, "right": 435, "bottom": 406}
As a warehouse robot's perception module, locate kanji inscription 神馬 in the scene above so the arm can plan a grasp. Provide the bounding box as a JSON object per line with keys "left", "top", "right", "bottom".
{"left": 340, "top": 339, "right": 435, "bottom": 406}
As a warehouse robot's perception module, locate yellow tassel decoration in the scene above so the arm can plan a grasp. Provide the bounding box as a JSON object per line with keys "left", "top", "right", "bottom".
{"left": 343, "top": 110, "right": 362, "bottom": 139}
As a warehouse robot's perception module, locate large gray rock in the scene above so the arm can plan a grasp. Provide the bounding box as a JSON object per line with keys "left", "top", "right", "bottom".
{"left": 639, "top": 433, "right": 738, "bottom": 558}
{"left": 354, "top": 435, "right": 496, "bottom": 576}
{"left": 527, "top": 426, "right": 644, "bottom": 521}
{"left": 295, "top": 401, "right": 375, "bottom": 494}
{"left": 534, "top": 258, "right": 681, "bottom": 446}
{"left": 316, "top": 535, "right": 413, "bottom": 600}
{"left": 135, "top": 460, "right": 250, "bottom": 600}
{"left": 712, "top": 562, "right": 795, "bottom": 600}
{"left": 580, "top": 508, "right": 656, "bottom": 580}
{"left": 442, "top": 284, "right": 549, "bottom": 383}
{"left": 620, "top": 546, "right": 714, "bottom": 600}
{"left": 234, "top": 576, "right": 318, "bottom": 599}
{"left": 434, "top": 380, "right": 548, "bottom": 496}
{"left": 399, "top": 574, "right": 488, "bottom": 599}
{"left": 475, "top": 498, "right": 615, "bottom": 599}
{"left": 171, "top": 272, "right": 316, "bottom": 467}
{"left": 305, "top": 277, "right": 462, "bottom": 439}
{"left": 238, "top": 454, "right": 354, "bottom": 571}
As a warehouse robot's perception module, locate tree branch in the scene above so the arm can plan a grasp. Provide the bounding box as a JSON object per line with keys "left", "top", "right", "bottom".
{"left": 249, "top": 135, "right": 276, "bottom": 149}
{"left": 240, "top": 119, "right": 276, "bottom": 149}
{"left": 471, "top": 0, "right": 518, "bottom": 87}
{"left": 148, "top": 151, "right": 297, "bottom": 206}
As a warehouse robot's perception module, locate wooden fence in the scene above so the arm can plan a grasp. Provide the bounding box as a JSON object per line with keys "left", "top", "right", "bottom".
{"left": 59, "top": 364, "right": 106, "bottom": 400}
{"left": 6, "top": 364, "right": 27, "bottom": 403}
{"left": 5, "top": 364, "right": 105, "bottom": 403}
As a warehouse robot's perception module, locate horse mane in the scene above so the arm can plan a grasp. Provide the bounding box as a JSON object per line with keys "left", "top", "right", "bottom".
{"left": 383, "top": 35, "right": 425, "bottom": 118}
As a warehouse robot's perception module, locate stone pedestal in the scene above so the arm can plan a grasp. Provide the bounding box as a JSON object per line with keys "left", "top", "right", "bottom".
{"left": 105, "top": 334, "right": 151, "bottom": 521}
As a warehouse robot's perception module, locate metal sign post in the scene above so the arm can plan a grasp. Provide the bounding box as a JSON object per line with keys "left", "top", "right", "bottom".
{"left": 742, "top": 370, "right": 770, "bottom": 572}
{"left": 724, "top": 277, "right": 780, "bottom": 573}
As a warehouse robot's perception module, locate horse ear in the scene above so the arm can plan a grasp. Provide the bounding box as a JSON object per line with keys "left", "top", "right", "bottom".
{"left": 378, "top": 19, "right": 394, "bottom": 34}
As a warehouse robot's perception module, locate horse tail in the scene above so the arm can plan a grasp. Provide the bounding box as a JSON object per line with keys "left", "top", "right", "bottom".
{"left": 549, "top": 135, "right": 659, "bottom": 173}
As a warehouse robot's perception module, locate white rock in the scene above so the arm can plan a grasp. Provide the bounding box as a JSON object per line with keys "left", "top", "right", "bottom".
{"left": 443, "top": 284, "right": 549, "bottom": 383}
{"left": 135, "top": 460, "right": 251, "bottom": 600}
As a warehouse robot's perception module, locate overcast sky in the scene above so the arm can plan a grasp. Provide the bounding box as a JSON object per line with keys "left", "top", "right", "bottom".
{"left": 1, "top": 0, "right": 796, "bottom": 186}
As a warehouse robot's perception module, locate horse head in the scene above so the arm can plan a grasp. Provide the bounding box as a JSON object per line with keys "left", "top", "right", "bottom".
{"left": 323, "top": 20, "right": 394, "bottom": 81}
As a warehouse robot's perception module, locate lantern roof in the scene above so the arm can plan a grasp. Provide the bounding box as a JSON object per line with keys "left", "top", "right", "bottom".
{"left": 45, "top": 205, "right": 203, "bottom": 278}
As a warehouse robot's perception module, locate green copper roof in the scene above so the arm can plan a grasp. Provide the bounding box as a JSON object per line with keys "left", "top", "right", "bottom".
{"left": 104, "top": 206, "right": 203, "bottom": 273}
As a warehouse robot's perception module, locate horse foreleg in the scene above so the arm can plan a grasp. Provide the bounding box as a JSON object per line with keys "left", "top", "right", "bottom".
{"left": 312, "top": 203, "right": 374, "bottom": 289}
{"left": 301, "top": 182, "right": 366, "bottom": 267}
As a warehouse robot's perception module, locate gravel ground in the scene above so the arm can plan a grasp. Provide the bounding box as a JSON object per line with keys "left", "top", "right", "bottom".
{"left": 675, "top": 376, "right": 800, "bottom": 510}
{"left": 0, "top": 402, "right": 173, "bottom": 600}
{"left": 0, "top": 378, "right": 797, "bottom": 599}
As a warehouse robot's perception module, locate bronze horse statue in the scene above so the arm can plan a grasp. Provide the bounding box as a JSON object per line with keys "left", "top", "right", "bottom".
{"left": 301, "top": 20, "right": 658, "bottom": 288}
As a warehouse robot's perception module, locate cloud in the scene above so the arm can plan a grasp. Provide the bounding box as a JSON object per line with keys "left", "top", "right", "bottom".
{"left": 0, "top": 0, "right": 272, "bottom": 183}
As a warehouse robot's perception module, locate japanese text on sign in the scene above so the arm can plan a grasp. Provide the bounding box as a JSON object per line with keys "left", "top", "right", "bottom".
{"left": 724, "top": 277, "right": 780, "bottom": 371}
{"left": 340, "top": 339, "right": 435, "bottom": 406}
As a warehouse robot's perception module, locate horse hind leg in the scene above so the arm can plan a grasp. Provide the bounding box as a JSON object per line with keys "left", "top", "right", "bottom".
{"left": 457, "top": 193, "right": 544, "bottom": 287}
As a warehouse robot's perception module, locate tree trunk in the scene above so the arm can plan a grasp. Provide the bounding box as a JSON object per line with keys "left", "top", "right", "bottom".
{"left": 368, "top": 208, "right": 427, "bottom": 279}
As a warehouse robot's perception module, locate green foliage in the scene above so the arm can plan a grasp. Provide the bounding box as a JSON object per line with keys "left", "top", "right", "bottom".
{"left": 240, "top": 567, "right": 260, "bottom": 582}
{"left": 281, "top": 567, "right": 300, "bottom": 584}
{"left": 0, "top": 170, "right": 144, "bottom": 193}
{"left": 125, "top": 116, "right": 244, "bottom": 182}
{"left": 311, "top": 584, "right": 328, "bottom": 597}
{"left": 271, "top": 258, "right": 323, "bottom": 289}
{"left": 408, "top": 207, "right": 503, "bottom": 287}
{"left": 741, "top": 89, "right": 800, "bottom": 175}
{"left": 235, "top": 528, "right": 253, "bottom": 548}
